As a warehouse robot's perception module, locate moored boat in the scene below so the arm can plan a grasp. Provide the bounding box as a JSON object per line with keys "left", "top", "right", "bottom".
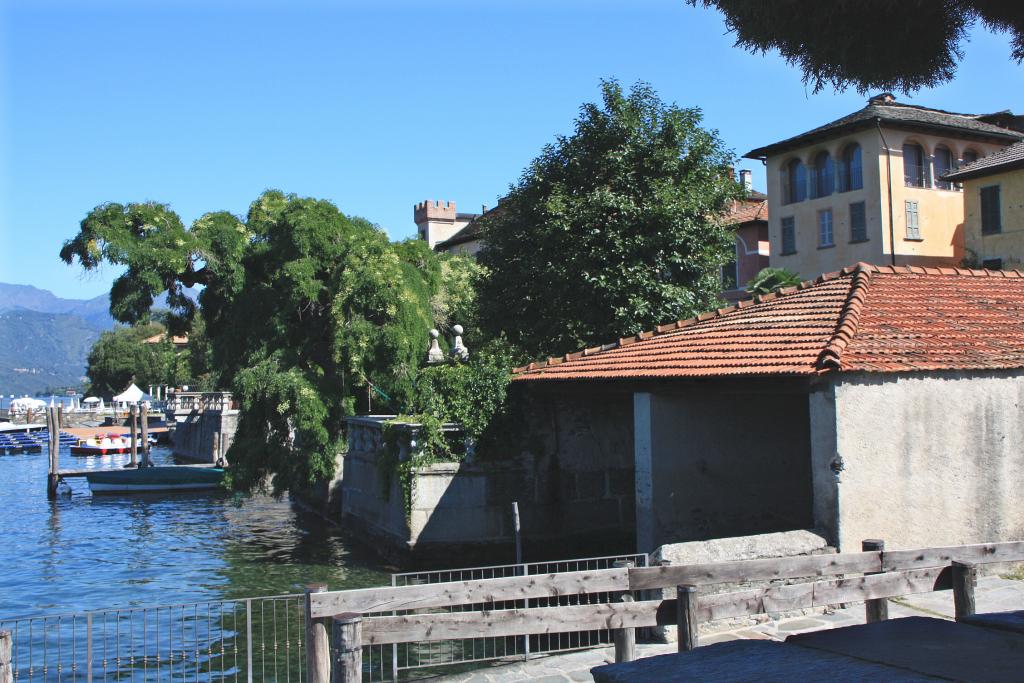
{"left": 84, "top": 466, "right": 225, "bottom": 493}
{"left": 70, "top": 433, "right": 133, "bottom": 456}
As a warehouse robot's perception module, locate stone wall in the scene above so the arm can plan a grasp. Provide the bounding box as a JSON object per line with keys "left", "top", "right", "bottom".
{"left": 339, "top": 399, "right": 637, "bottom": 565}
{"left": 812, "top": 370, "right": 1024, "bottom": 551}
{"left": 650, "top": 529, "right": 833, "bottom": 641}
{"left": 170, "top": 409, "right": 238, "bottom": 463}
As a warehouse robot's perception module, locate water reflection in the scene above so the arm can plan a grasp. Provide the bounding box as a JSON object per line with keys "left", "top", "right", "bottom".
{"left": 0, "top": 444, "right": 388, "bottom": 620}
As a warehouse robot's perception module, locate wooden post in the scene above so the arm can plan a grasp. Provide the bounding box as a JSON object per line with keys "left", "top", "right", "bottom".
{"left": 862, "top": 539, "right": 889, "bottom": 622}
{"left": 305, "top": 584, "right": 331, "bottom": 683}
{"left": 46, "top": 407, "right": 59, "bottom": 500}
{"left": 612, "top": 560, "right": 636, "bottom": 663}
{"left": 952, "top": 560, "right": 978, "bottom": 620}
{"left": 331, "top": 614, "right": 362, "bottom": 683}
{"left": 57, "top": 404, "right": 63, "bottom": 429}
{"left": 0, "top": 630, "right": 12, "bottom": 683}
{"left": 676, "top": 584, "right": 699, "bottom": 652}
{"left": 140, "top": 404, "right": 151, "bottom": 466}
{"left": 129, "top": 404, "right": 138, "bottom": 467}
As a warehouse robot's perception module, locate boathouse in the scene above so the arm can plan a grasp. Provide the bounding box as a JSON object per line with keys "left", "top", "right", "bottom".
{"left": 513, "top": 263, "right": 1024, "bottom": 553}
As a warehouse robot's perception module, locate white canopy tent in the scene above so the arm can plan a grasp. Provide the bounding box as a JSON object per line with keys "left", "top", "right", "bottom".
{"left": 82, "top": 396, "right": 104, "bottom": 410}
{"left": 112, "top": 384, "right": 152, "bottom": 406}
{"left": 9, "top": 397, "right": 46, "bottom": 415}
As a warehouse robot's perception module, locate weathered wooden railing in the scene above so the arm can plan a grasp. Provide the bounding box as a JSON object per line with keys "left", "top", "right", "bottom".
{"left": 306, "top": 540, "right": 1024, "bottom": 682}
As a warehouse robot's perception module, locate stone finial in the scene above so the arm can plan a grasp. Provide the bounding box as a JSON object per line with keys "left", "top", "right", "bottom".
{"left": 427, "top": 329, "right": 445, "bottom": 364}
{"left": 451, "top": 324, "right": 469, "bottom": 361}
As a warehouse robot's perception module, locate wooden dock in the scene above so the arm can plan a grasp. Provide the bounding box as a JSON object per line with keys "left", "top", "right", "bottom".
{"left": 57, "top": 463, "right": 219, "bottom": 478}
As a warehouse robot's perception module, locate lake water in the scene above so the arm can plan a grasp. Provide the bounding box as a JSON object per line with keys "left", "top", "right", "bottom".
{"left": 0, "top": 442, "right": 391, "bottom": 621}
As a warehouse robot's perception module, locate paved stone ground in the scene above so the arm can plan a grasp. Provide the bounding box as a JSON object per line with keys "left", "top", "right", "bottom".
{"left": 426, "top": 575, "right": 1024, "bottom": 682}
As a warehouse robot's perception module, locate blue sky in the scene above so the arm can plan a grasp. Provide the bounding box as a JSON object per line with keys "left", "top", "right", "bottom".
{"left": 1, "top": 0, "right": 1021, "bottom": 299}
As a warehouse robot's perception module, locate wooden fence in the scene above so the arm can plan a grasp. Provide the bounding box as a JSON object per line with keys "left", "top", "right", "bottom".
{"left": 300, "top": 539, "right": 1024, "bottom": 682}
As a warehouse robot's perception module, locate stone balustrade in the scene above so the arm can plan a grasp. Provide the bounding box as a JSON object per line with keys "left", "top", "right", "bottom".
{"left": 166, "top": 391, "right": 236, "bottom": 415}
{"left": 345, "top": 415, "right": 465, "bottom": 461}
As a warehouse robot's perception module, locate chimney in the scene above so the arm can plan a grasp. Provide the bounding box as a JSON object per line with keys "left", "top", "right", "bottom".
{"left": 739, "top": 169, "right": 752, "bottom": 190}
{"left": 868, "top": 93, "right": 896, "bottom": 106}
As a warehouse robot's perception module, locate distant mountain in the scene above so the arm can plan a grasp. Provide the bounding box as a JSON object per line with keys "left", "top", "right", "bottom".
{"left": 0, "top": 283, "right": 113, "bottom": 327}
{"left": 0, "top": 310, "right": 104, "bottom": 395}
{"left": 0, "top": 283, "right": 199, "bottom": 395}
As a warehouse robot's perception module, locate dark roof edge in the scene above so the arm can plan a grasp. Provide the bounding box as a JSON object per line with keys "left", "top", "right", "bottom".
{"left": 942, "top": 157, "right": 1024, "bottom": 182}
{"left": 744, "top": 118, "right": 1022, "bottom": 160}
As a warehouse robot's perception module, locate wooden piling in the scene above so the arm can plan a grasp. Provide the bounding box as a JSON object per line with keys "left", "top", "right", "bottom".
{"left": 129, "top": 404, "right": 138, "bottom": 468}
{"left": 57, "top": 404, "right": 63, "bottom": 429}
{"left": 331, "top": 614, "right": 362, "bottom": 683}
{"left": 612, "top": 560, "right": 635, "bottom": 663}
{"left": 952, "top": 560, "right": 977, "bottom": 620}
{"left": 140, "top": 404, "right": 151, "bottom": 466}
{"left": 862, "top": 539, "right": 889, "bottom": 622}
{"left": 0, "top": 630, "right": 12, "bottom": 683}
{"left": 676, "top": 584, "right": 699, "bottom": 652}
{"left": 306, "top": 584, "right": 331, "bottom": 683}
{"left": 46, "top": 407, "right": 59, "bottom": 500}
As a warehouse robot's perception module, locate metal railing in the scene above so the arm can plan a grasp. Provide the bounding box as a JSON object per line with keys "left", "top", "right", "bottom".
{"left": 0, "top": 594, "right": 305, "bottom": 682}
{"left": 0, "top": 553, "right": 648, "bottom": 682}
{"left": 365, "top": 552, "right": 648, "bottom": 681}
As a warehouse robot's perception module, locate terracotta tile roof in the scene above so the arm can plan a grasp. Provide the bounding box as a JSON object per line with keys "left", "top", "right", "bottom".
{"left": 513, "top": 263, "right": 1024, "bottom": 382}
{"left": 942, "top": 140, "right": 1024, "bottom": 182}
{"left": 726, "top": 196, "right": 768, "bottom": 226}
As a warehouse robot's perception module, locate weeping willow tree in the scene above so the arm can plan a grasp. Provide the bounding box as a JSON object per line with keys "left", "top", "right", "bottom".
{"left": 60, "top": 190, "right": 467, "bottom": 492}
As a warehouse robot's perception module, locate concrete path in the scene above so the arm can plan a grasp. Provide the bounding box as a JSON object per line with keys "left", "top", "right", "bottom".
{"left": 427, "top": 575, "right": 1024, "bottom": 682}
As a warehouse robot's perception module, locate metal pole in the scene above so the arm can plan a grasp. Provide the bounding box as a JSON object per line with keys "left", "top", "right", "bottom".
{"left": 86, "top": 613, "right": 93, "bottom": 683}
{"left": 512, "top": 501, "right": 522, "bottom": 564}
{"left": 246, "top": 599, "right": 254, "bottom": 683}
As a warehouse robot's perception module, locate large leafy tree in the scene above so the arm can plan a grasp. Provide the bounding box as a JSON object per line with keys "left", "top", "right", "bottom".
{"left": 85, "top": 323, "right": 177, "bottom": 397}
{"left": 692, "top": 1, "right": 1024, "bottom": 94}
{"left": 61, "top": 191, "right": 460, "bottom": 492}
{"left": 476, "top": 80, "right": 743, "bottom": 359}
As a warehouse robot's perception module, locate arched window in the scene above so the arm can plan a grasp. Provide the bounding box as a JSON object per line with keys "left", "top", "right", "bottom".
{"left": 962, "top": 149, "right": 979, "bottom": 166}
{"left": 838, "top": 144, "right": 863, "bottom": 192}
{"left": 783, "top": 159, "right": 807, "bottom": 204}
{"left": 934, "top": 145, "right": 953, "bottom": 189}
{"left": 812, "top": 151, "right": 834, "bottom": 198}
{"left": 903, "top": 143, "right": 926, "bottom": 187}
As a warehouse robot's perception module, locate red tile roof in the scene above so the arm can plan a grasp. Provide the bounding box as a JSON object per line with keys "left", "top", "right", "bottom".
{"left": 513, "top": 263, "right": 1024, "bottom": 382}
{"left": 726, "top": 196, "right": 768, "bottom": 226}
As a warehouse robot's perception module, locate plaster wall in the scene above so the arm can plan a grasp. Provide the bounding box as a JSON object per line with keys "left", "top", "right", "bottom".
{"left": 636, "top": 389, "right": 814, "bottom": 552}
{"left": 766, "top": 126, "right": 1005, "bottom": 279}
{"left": 766, "top": 128, "right": 885, "bottom": 279}
{"left": 963, "top": 167, "right": 1024, "bottom": 269}
{"left": 828, "top": 371, "right": 1024, "bottom": 550}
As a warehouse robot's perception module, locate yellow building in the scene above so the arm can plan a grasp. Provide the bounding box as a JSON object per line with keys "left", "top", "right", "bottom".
{"left": 942, "top": 141, "right": 1024, "bottom": 270}
{"left": 744, "top": 94, "right": 1023, "bottom": 279}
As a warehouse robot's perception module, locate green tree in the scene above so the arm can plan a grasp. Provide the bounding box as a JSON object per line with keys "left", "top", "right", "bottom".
{"left": 692, "top": 1, "right": 1024, "bottom": 94}
{"left": 476, "top": 80, "right": 743, "bottom": 359}
{"left": 86, "top": 323, "right": 176, "bottom": 396}
{"left": 62, "top": 191, "right": 449, "bottom": 493}
{"left": 745, "top": 267, "right": 803, "bottom": 296}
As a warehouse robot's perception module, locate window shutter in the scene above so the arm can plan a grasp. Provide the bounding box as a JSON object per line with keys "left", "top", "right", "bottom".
{"left": 850, "top": 202, "right": 866, "bottom": 242}
{"left": 981, "top": 186, "right": 1002, "bottom": 234}
{"left": 782, "top": 217, "right": 796, "bottom": 254}
{"left": 905, "top": 201, "right": 920, "bottom": 239}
